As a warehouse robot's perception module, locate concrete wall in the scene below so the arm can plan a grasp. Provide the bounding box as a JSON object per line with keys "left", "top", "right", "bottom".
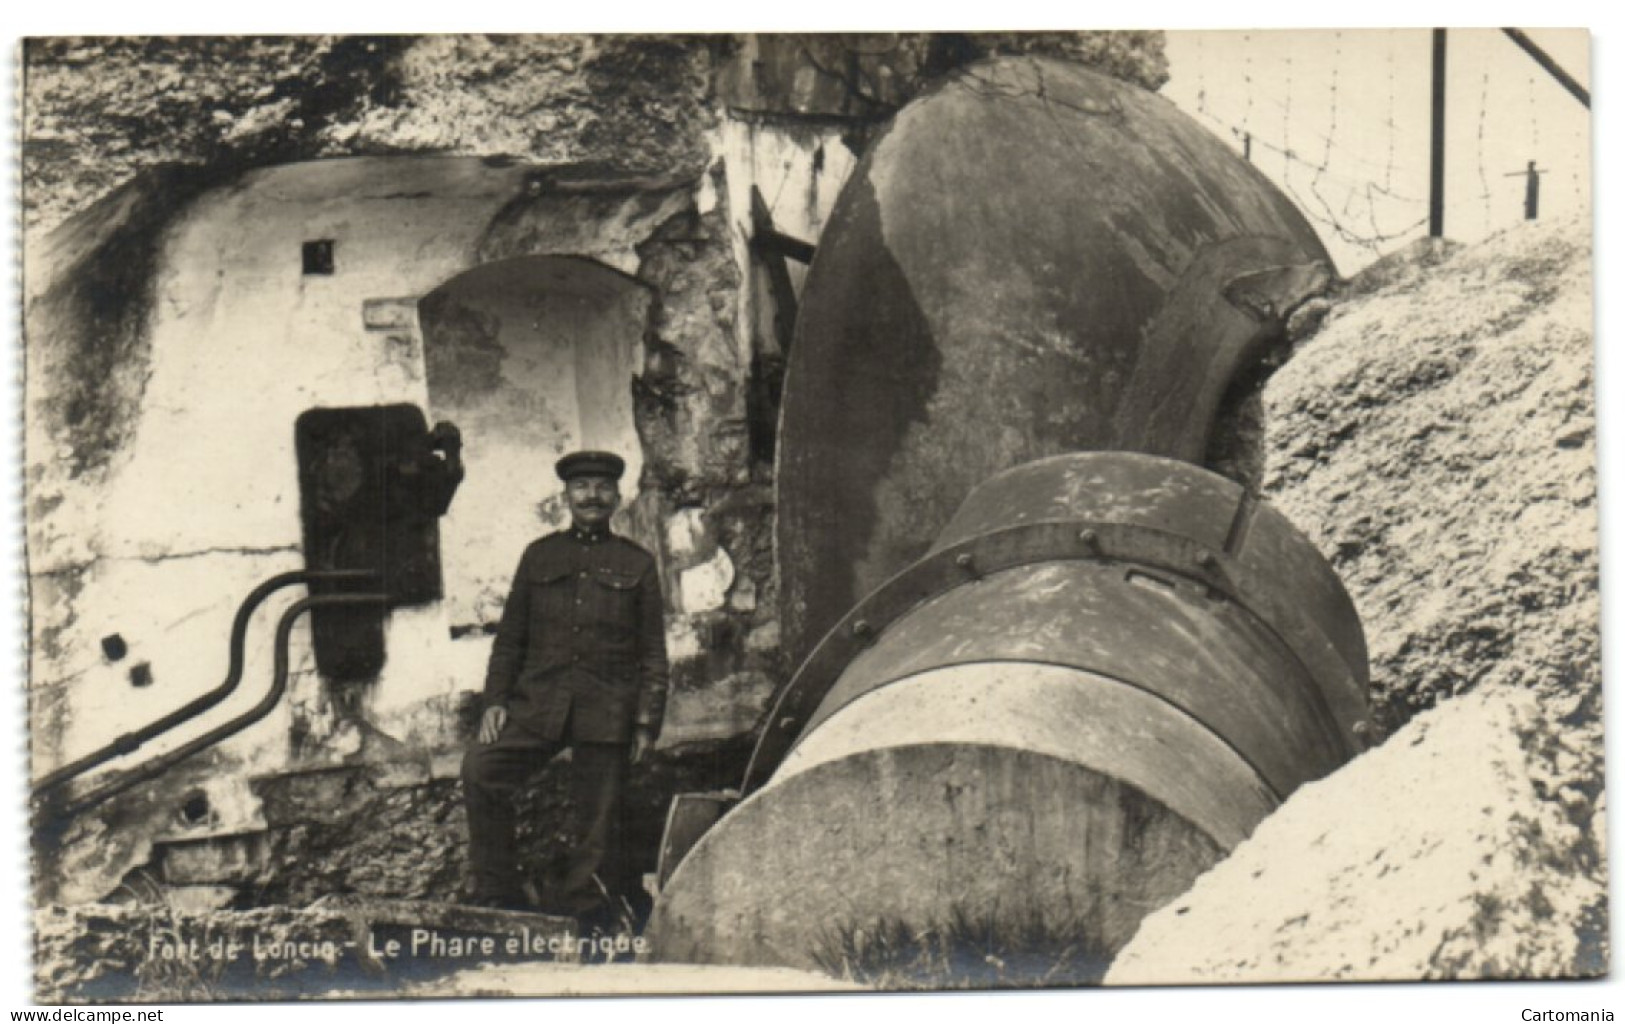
{"left": 29, "top": 158, "right": 522, "bottom": 777}
{"left": 24, "top": 140, "right": 837, "bottom": 897}
{"left": 25, "top": 155, "right": 764, "bottom": 899}
{"left": 22, "top": 33, "right": 1170, "bottom": 904}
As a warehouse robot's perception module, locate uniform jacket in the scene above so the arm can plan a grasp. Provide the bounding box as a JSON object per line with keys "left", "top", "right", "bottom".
{"left": 482, "top": 527, "right": 669, "bottom": 744}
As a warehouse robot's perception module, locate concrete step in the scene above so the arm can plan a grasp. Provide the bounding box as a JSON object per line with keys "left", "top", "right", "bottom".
{"left": 161, "top": 883, "right": 241, "bottom": 913}
{"left": 319, "top": 894, "right": 576, "bottom": 934}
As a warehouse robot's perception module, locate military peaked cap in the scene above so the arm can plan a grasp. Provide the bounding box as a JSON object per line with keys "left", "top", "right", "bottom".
{"left": 556, "top": 450, "right": 626, "bottom": 482}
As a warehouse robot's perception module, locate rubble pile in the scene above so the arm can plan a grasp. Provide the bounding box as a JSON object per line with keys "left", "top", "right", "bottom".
{"left": 1110, "top": 217, "right": 1602, "bottom": 983}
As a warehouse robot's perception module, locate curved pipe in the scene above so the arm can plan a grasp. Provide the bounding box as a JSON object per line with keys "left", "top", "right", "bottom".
{"left": 775, "top": 56, "right": 1335, "bottom": 670}
{"left": 32, "top": 569, "right": 377, "bottom": 797}
{"left": 40, "top": 591, "right": 390, "bottom": 821}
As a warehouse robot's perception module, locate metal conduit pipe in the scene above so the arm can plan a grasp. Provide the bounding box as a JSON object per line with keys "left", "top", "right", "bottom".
{"left": 42, "top": 592, "right": 392, "bottom": 822}
{"left": 31, "top": 569, "right": 377, "bottom": 798}
{"left": 649, "top": 453, "right": 1368, "bottom": 973}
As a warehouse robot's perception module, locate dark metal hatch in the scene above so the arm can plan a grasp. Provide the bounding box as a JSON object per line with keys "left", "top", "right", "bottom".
{"left": 295, "top": 404, "right": 463, "bottom": 681}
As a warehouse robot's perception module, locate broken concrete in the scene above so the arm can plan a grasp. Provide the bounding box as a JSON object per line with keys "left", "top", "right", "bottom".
{"left": 1107, "top": 216, "right": 1602, "bottom": 982}
{"left": 1107, "top": 686, "right": 1605, "bottom": 983}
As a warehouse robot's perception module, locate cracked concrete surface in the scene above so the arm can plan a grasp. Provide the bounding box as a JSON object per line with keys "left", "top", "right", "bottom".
{"left": 1108, "top": 216, "right": 1603, "bottom": 983}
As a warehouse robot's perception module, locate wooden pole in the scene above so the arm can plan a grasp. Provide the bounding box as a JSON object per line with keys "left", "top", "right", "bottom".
{"left": 1506, "top": 161, "right": 1544, "bottom": 220}
{"left": 1502, "top": 28, "right": 1590, "bottom": 109}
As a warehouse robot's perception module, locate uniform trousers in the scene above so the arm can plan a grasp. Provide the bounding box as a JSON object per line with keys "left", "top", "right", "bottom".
{"left": 461, "top": 712, "right": 629, "bottom": 911}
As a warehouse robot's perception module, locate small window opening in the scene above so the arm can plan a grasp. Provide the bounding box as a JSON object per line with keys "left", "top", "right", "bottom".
{"left": 302, "top": 239, "right": 336, "bottom": 276}
{"left": 101, "top": 634, "right": 127, "bottom": 662}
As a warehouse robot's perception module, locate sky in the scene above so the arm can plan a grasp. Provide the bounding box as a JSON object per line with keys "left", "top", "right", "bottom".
{"left": 1162, "top": 29, "right": 1592, "bottom": 273}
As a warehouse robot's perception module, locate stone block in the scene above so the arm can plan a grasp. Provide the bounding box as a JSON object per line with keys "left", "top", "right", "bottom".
{"left": 361, "top": 297, "right": 420, "bottom": 331}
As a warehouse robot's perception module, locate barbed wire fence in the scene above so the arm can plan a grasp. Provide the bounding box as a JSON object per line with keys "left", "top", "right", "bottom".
{"left": 1175, "top": 29, "right": 1590, "bottom": 273}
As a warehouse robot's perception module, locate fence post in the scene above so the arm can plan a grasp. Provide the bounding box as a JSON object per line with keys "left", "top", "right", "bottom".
{"left": 1505, "top": 161, "right": 1543, "bottom": 220}
{"left": 1429, "top": 28, "right": 1447, "bottom": 238}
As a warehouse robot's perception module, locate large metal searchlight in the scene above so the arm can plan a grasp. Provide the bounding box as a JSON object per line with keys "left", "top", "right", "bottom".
{"left": 649, "top": 56, "right": 1368, "bottom": 975}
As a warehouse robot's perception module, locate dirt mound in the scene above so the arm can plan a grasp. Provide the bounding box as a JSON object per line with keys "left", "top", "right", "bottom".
{"left": 1108, "top": 216, "right": 1603, "bottom": 983}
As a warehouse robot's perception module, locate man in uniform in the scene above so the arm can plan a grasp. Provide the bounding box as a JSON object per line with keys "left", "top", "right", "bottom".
{"left": 460, "top": 450, "right": 668, "bottom": 916}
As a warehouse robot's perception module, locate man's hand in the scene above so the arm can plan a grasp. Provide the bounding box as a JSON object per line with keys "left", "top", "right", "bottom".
{"left": 429, "top": 420, "right": 463, "bottom": 454}
{"left": 630, "top": 728, "right": 655, "bottom": 766}
{"left": 478, "top": 705, "right": 508, "bottom": 745}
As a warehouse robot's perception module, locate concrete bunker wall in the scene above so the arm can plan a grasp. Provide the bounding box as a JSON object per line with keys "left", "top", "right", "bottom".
{"left": 23, "top": 33, "right": 1176, "bottom": 916}
{"left": 25, "top": 154, "right": 781, "bottom": 902}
